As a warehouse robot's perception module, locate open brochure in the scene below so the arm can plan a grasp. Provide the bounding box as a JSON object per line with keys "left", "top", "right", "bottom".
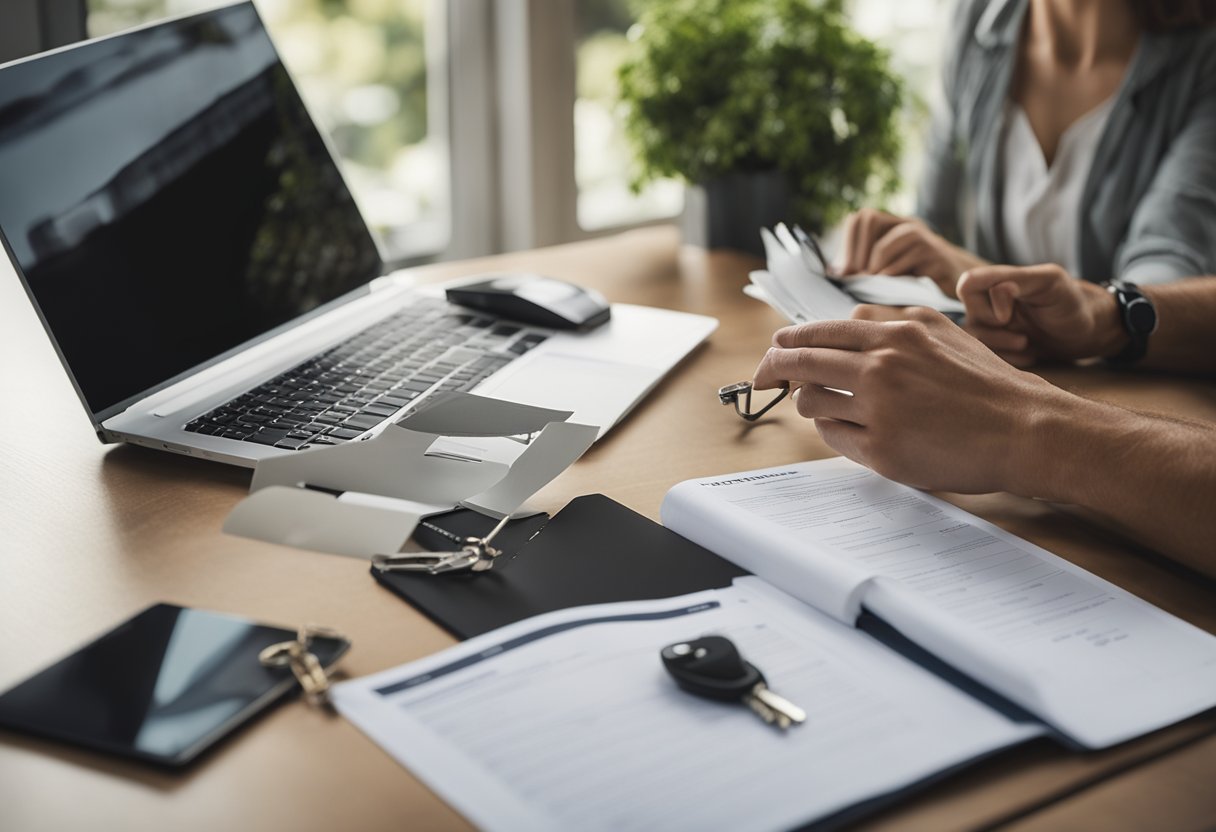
{"left": 748, "top": 223, "right": 966, "bottom": 322}
{"left": 335, "top": 579, "right": 1044, "bottom": 832}
{"left": 661, "top": 456, "right": 1216, "bottom": 750}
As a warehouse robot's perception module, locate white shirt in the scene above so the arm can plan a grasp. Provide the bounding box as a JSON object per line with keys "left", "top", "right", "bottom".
{"left": 1001, "top": 97, "right": 1115, "bottom": 277}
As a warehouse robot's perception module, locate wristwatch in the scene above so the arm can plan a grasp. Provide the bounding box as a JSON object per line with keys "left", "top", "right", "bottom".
{"left": 1104, "top": 281, "right": 1158, "bottom": 365}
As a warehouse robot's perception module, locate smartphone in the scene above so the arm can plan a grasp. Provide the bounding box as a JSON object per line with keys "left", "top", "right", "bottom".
{"left": 0, "top": 604, "right": 348, "bottom": 768}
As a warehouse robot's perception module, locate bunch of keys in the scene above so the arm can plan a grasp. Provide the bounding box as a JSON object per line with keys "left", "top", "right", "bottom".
{"left": 371, "top": 513, "right": 512, "bottom": 575}
{"left": 661, "top": 635, "right": 806, "bottom": 730}
{"left": 258, "top": 625, "right": 346, "bottom": 707}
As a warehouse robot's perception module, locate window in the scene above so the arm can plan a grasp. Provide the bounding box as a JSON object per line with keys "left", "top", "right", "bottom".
{"left": 85, "top": 0, "right": 448, "bottom": 261}
{"left": 23, "top": 0, "right": 953, "bottom": 258}
{"left": 850, "top": 0, "right": 951, "bottom": 213}
{"left": 574, "top": 0, "right": 683, "bottom": 231}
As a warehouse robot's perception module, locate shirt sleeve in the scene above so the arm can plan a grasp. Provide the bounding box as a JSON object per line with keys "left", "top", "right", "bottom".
{"left": 1116, "top": 50, "right": 1216, "bottom": 285}
{"left": 914, "top": 0, "right": 979, "bottom": 243}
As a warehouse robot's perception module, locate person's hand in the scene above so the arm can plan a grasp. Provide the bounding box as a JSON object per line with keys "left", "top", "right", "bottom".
{"left": 841, "top": 208, "right": 988, "bottom": 297}
{"left": 956, "top": 264, "right": 1128, "bottom": 367}
{"left": 751, "top": 307, "right": 1075, "bottom": 494}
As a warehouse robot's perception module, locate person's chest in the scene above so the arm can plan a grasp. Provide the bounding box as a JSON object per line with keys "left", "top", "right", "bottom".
{"left": 1009, "top": 54, "right": 1129, "bottom": 167}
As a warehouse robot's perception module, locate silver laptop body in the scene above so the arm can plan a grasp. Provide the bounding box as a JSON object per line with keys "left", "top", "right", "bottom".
{"left": 0, "top": 2, "right": 715, "bottom": 468}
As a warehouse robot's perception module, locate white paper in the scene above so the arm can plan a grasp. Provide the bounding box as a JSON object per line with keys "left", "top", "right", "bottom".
{"left": 662, "top": 469, "right": 877, "bottom": 624}
{"left": 662, "top": 457, "right": 1216, "bottom": 748}
{"left": 746, "top": 270, "right": 812, "bottom": 324}
{"left": 334, "top": 579, "right": 1039, "bottom": 832}
{"left": 749, "top": 226, "right": 965, "bottom": 321}
{"left": 759, "top": 228, "right": 857, "bottom": 321}
{"left": 222, "top": 486, "right": 434, "bottom": 557}
{"left": 462, "top": 421, "right": 599, "bottom": 517}
{"left": 845, "top": 274, "right": 966, "bottom": 314}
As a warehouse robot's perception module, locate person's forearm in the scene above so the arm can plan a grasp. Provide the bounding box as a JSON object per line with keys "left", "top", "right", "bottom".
{"left": 1008, "top": 391, "right": 1216, "bottom": 578}
{"left": 1139, "top": 278, "right": 1216, "bottom": 373}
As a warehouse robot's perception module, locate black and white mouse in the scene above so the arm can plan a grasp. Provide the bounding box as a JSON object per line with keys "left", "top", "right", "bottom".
{"left": 445, "top": 273, "right": 611, "bottom": 330}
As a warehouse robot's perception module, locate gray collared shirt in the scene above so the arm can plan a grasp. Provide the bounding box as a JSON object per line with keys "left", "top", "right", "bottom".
{"left": 916, "top": 0, "right": 1216, "bottom": 283}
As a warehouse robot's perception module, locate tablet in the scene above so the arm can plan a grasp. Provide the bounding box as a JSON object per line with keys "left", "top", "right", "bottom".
{"left": 0, "top": 604, "right": 349, "bottom": 768}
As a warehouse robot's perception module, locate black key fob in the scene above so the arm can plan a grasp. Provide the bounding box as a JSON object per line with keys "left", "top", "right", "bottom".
{"left": 661, "top": 635, "right": 763, "bottom": 701}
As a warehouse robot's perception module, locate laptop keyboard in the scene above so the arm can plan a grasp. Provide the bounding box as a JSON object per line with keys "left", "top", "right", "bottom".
{"left": 184, "top": 298, "right": 547, "bottom": 451}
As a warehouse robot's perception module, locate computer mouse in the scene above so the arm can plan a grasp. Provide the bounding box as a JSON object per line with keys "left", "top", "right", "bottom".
{"left": 445, "top": 273, "right": 612, "bottom": 330}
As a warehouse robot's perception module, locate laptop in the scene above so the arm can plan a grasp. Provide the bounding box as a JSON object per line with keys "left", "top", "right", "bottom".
{"left": 0, "top": 2, "right": 715, "bottom": 468}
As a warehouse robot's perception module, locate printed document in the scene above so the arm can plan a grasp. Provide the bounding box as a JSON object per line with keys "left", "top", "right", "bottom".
{"left": 662, "top": 457, "right": 1216, "bottom": 748}
{"left": 334, "top": 579, "right": 1039, "bottom": 832}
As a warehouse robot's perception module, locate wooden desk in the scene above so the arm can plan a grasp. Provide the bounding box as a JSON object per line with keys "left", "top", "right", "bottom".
{"left": 2, "top": 226, "right": 1214, "bottom": 830}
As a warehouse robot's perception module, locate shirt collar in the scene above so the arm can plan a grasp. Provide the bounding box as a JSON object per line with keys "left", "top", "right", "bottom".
{"left": 974, "top": 0, "right": 1028, "bottom": 49}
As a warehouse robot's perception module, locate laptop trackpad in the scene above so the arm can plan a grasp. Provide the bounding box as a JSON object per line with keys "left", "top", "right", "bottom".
{"left": 473, "top": 354, "right": 659, "bottom": 436}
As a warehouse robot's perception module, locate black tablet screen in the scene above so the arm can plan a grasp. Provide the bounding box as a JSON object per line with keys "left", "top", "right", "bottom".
{"left": 0, "top": 604, "right": 347, "bottom": 767}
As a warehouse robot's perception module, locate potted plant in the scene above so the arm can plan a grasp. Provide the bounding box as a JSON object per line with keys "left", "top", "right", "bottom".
{"left": 617, "top": 0, "right": 905, "bottom": 255}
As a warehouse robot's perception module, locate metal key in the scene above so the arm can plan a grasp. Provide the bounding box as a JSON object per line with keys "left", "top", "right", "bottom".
{"left": 661, "top": 635, "right": 806, "bottom": 730}
{"left": 371, "top": 513, "right": 512, "bottom": 575}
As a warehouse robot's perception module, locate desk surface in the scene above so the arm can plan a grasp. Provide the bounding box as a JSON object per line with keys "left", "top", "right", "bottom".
{"left": 2, "top": 226, "right": 1215, "bottom": 831}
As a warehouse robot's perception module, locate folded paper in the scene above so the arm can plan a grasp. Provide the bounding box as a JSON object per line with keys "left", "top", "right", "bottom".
{"left": 224, "top": 393, "right": 598, "bottom": 558}
{"left": 223, "top": 487, "right": 435, "bottom": 558}
{"left": 749, "top": 223, "right": 965, "bottom": 322}
{"left": 463, "top": 421, "right": 598, "bottom": 517}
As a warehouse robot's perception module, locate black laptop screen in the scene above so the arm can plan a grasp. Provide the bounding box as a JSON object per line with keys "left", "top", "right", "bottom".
{"left": 0, "top": 4, "right": 384, "bottom": 416}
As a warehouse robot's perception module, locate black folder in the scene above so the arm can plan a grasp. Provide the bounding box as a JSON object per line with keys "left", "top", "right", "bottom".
{"left": 373, "top": 494, "right": 747, "bottom": 640}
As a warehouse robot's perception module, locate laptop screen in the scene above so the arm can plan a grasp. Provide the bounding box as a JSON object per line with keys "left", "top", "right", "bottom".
{"left": 0, "top": 3, "right": 385, "bottom": 418}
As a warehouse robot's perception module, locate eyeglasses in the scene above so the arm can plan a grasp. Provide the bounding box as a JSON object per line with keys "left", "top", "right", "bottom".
{"left": 718, "top": 381, "right": 789, "bottom": 422}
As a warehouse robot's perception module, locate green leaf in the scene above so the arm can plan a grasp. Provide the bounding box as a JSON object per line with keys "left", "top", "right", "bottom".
{"left": 617, "top": 0, "right": 905, "bottom": 227}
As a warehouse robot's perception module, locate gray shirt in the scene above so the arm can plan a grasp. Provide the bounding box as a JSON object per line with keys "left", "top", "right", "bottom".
{"left": 916, "top": 0, "right": 1216, "bottom": 284}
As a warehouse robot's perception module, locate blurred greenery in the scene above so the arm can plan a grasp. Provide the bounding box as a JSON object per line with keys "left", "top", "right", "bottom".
{"left": 617, "top": 0, "right": 905, "bottom": 228}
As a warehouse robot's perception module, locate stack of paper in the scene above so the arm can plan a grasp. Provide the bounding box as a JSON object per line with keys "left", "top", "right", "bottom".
{"left": 747, "top": 223, "right": 966, "bottom": 322}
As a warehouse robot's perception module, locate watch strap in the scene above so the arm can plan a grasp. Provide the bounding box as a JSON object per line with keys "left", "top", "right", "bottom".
{"left": 1105, "top": 282, "right": 1156, "bottom": 365}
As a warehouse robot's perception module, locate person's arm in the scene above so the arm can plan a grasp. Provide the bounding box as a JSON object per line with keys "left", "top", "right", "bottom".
{"left": 1014, "top": 391, "right": 1216, "bottom": 579}
{"left": 751, "top": 308, "right": 1216, "bottom": 578}
{"left": 1114, "top": 48, "right": 1216, "bottom": 286}
{"left": 958, "top": 265, "right": 1216, "bottom": 373}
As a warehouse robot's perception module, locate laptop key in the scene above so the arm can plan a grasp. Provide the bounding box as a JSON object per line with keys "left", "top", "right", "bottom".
{"left": 247, "top": 428, "right": 292, "bottom": 446}
{"left": 328, "top": 427, "right": 365, "bottom": 440}
{"left": 342, "top": 414, "right": 384, "bottom": 430}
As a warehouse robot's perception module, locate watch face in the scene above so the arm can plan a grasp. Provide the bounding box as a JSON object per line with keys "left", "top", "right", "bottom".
{"left": 1126, "top": 297, "right": 1158, "bottom": 335}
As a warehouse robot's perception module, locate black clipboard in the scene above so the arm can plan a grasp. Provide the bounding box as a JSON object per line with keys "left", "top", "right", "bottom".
{"left": 373, "top": 494, "right": 747, "bottom": 640}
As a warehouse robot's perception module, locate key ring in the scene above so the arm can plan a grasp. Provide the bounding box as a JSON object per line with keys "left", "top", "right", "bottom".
{"left": 258, "top": 624, "right": 348, "bottom": 707}
{"left": 372, "top": 512, "right": 513, "bottom": 575}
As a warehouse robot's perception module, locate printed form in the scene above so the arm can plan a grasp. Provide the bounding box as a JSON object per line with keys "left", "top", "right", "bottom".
{"left": 663, "top": 458, "right": 1216, "bottom": 748}
{"left": 334, "top": 579, "right": 1038, "bottom": 832}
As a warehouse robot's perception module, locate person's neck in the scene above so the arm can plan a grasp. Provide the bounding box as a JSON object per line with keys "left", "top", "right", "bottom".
{"left": 1027, "top": 0, "right": 1140, "bottom": 68}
